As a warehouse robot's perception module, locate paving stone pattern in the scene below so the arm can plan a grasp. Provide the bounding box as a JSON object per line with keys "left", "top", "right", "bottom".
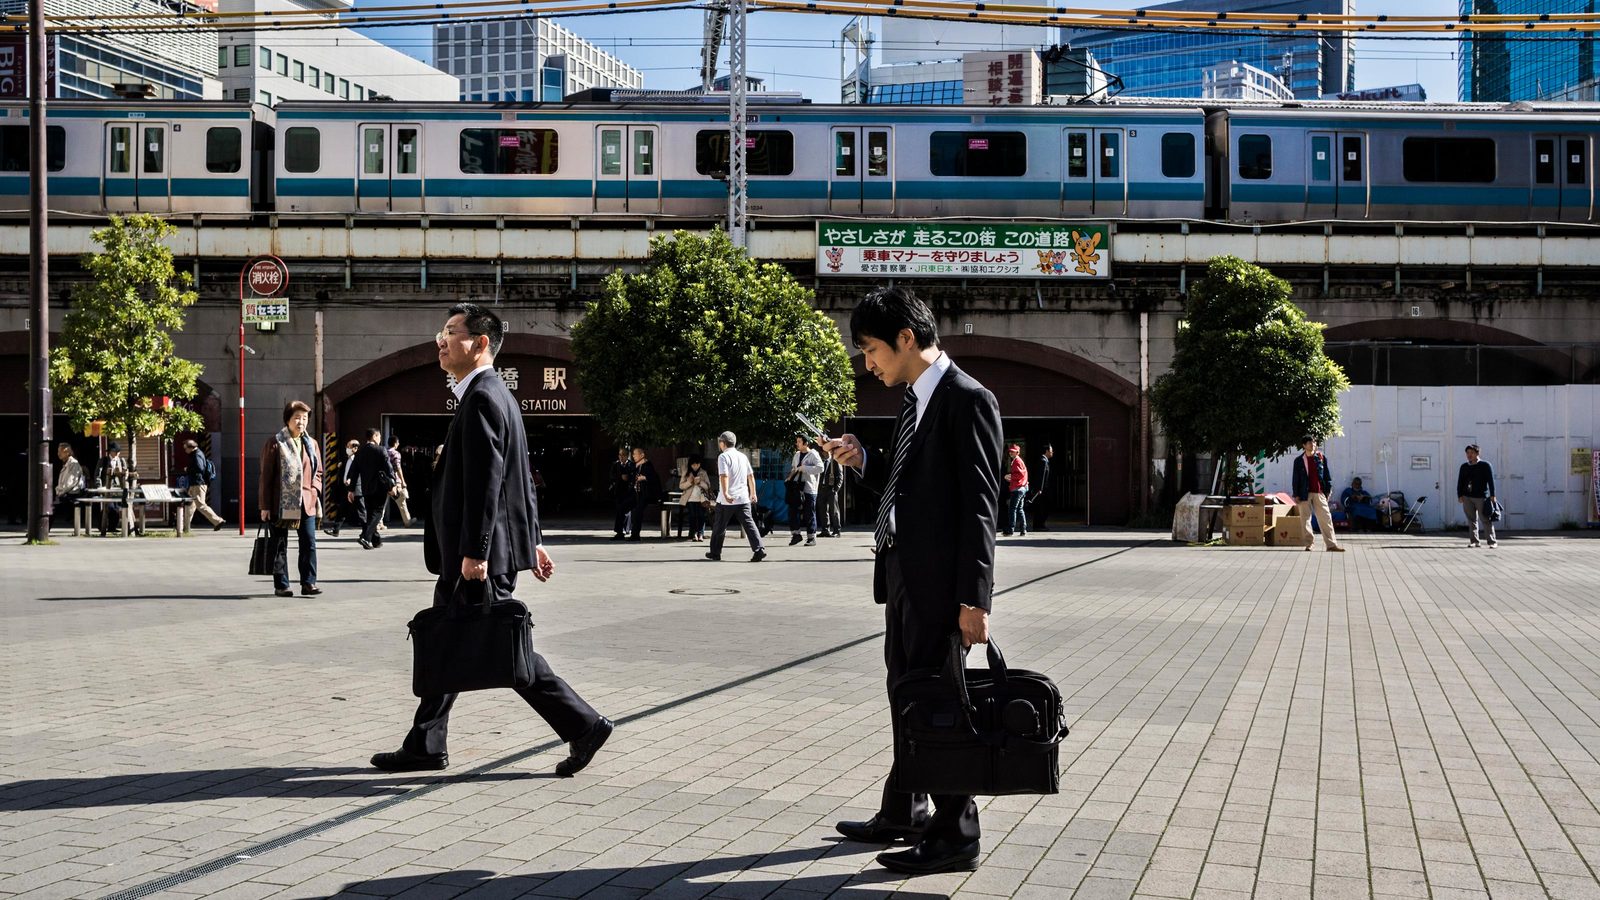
{"left": 2, "top": 526, "right": 1599, "bottom": 899}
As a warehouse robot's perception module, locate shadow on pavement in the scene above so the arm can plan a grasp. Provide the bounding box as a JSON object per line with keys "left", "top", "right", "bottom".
{"left": 332, "top": 851, "right": 950, "bottom": 900}
{"left": 0, "top": 767, "right": 560, "bottom": 811}
{"left": 36, "top": 594, "right": 263, "bottom": 602}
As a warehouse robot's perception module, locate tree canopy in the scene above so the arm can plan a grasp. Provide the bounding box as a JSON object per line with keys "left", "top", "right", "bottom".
{"left": 570, "top": 230, "right": 856, "bottom": 447}
{"left": 1152, "top": 255, "right": 1348, "bottom": 467}
{"left": 49, "top": 215, "right": 204, "bottom": 463}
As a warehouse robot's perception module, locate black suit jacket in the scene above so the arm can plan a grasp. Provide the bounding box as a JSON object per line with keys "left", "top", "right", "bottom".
{"left": 862, "top": 362, "right": 1003, "bottom": 621}
{"left": 425, "top": 369, "right": 542, "bottom": 577}
{"left": 350, "top": 442, "right": 394, "bottom": 496}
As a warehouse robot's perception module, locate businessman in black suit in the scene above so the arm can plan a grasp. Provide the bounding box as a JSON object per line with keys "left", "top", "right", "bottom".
{"left": 371, "top": 303, "right": 613, "bottom": 777}
{"left": 823, "top": 286, "right": 1003, "bottom": 875}
{"left": 348, "top": 428, "right": 394, "bottom": 549}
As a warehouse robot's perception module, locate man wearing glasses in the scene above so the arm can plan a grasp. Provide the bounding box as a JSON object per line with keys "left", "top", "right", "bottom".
{"left": 371, "top": 303, "right": 613, "bottom": 777}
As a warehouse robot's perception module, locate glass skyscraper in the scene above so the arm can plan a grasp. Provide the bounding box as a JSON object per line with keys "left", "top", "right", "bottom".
{"left": 1064, "top": 0, "right": 1354, "bottom": 100}
{"left": 1459, "top": 0, "right": 1599, "bottom": 102}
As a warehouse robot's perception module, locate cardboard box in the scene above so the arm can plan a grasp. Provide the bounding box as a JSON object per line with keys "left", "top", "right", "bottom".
{"left": 1228, "top": 526, "right": 1266, "bottom": 546}
{"left": 1225, "top": 503, "right": 1265, "bottom": 530}
{"left": 1269, "top": 511, "right": 1311, "bottom": 546}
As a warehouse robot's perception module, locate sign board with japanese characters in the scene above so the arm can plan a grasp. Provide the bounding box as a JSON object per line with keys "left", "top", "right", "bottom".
{"left": 816, "top": 221, "right": 1111, "bottom": 279}
{"left": 242, "top": 300, "right": 289, "bottom": 324}
{"left": 962, "top": 50, "right": 1042, "bottom": 107}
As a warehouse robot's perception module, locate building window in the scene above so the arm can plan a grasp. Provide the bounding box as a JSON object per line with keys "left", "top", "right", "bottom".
{"left": 695, "top": 130, "right": 794, "bottom": 176}
{"left": 218, "top": 46, "right": 228, "bottom": 68}
{"left": 260, "top": 46, "right": 272, "bottom": 69}
{"left": 1161, "top": 132, "right": 1196, "bottom": 178}
{"left": 929, "top": 131, "right": 1027, "bottom": 177}
{"left": 308, "top": 65, "right": 319, "bottom": 86}
{"left": 293, "top": 61, "right": 304, "bottom": 82}
{"left": 1402, "top": 137, "right": 1495, "bottom": 183}
{"left": 275, "top": 53, "right": 287, "bottom": 76}
{"left": 284, "top": 127, "right": 320, "bottom": 172}
{"left": 206, "top": 127, "right": 242, "bottom": 173}
{"left": 258, "top": 90, "right": 272, "bottom": 105}
{"left": 0, "top": 125, "right": 64, "bottom": 171}
{"left": 234, "top": 45, "right": 250, "bottom": 67}
{"left": 1238, "top": 134, "right": 1272, "bottom": 179}
{"left": 324, "top": 73, "right": 335, "bottom": 93}
{"left": 339, "top": 79, "right": 349, "bottom": 99}
{"left": 459, "top": 128, "right": 559, "bottom": 174}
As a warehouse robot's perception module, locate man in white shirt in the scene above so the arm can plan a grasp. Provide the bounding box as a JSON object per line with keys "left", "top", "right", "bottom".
{"left": 52, "top": 442, "right": 85, "bottom": 526}
{"left": 706, "top": 431, "right": 766, "bottom": 563}
{"left": 786, "top": 436, "right": 824, "bottom": 546}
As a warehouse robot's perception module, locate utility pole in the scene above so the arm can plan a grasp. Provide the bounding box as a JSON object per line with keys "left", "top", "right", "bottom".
{"left": 726, "top": 0, "right": 748, "bottom": 247}
{"left": 25, "top": 0, "right": 52, "bottom": 543}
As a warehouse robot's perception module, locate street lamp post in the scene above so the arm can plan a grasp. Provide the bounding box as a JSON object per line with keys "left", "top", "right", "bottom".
{"left": 25, "top": 0, "right": 51, "bottom": 542}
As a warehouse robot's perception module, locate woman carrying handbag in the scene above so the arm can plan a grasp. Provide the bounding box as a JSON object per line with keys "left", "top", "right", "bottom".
{"left": 679, "top": 458, "right": 713, "bottom": 541}
{"left": 258, "top": 400, "right": 323, "bottom": 598}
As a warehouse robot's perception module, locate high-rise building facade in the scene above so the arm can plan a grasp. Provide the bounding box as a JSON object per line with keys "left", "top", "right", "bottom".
{"left": 1459, "top": 0, "right": 1599, "bottom": 102}
{"left": 433, "top": 18, "right": 641, "bottom": 103}
{"left": 0, "top": 0, "right": 220, "bottom": 99}
{"left": 1065, "top": 0, "right": 1354, "bottom": 100}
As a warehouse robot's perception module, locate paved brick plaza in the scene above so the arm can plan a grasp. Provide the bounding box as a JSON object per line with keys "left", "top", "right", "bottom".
{"left": 3, "top": 526, "right": 1599, "bottom": 900}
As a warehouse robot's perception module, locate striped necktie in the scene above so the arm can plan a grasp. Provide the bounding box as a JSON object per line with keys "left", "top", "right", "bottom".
{"left": 875, "top": 385, "right": 919, "bottom": 551}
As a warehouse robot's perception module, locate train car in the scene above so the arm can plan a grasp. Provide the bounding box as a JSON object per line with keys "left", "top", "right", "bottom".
{"left": 1209, "top": 105, "right": 1600, "bottom": 224}
{"left": 0, "top": 100, "right": 271, "bottom": 217}
{"left": 270, "top": 100, "right": 1209, "bottom": 221}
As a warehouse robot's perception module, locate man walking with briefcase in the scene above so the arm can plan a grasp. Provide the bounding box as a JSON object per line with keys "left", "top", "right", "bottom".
{"left": 370, "top": 303, "right": 613, "bottom": 777}
{"left": 823, "top": 286, "right": 1003, "bottom": 875}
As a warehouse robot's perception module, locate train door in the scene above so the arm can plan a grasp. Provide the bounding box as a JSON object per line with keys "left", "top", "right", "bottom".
{"left": 1062, "top": 128, "right": 1126, "bottom": 216}
{"left": 594, "top": 125, "right": 660, "bottom": 214}
{"left": 1532, "top": 134, "right": 1592, "bottom": 222}
{"left": 104, "top": 122, "right": 170, "bottom": 212}
{"left": 1306, "top": 131, "right": 1368, "bottom": 219}
{"left": 828, "top": 127, "right": 893, "bottom": 215}
{"left": 356, "top": 123, "right": 423, "bottom": 213}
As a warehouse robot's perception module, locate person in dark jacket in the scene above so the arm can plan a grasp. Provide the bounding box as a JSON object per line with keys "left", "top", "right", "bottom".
{"left": 1029, "top": 444, "right": 1053, "bottom": 531}
{"left": 348, "top": 428, "right": 395, "bottom": 550}
{"left": 1290, "top": 438, "right": 1345, "bottom": 552}
{"left": 1457, "top": 444, "right": 1498, "bottom": 548}
{"left": 628, "top": 447, "right": 660, "bottom": 541}
{"left": 609, "top": 448, "right": 635, "bottom": 540}
{"left": 370, "top": 302, "right": 611, "bottom": 777}
{"left": 179, "top": 438, "right": 226, "bottom": 533}
{"left": 258, "top": 401, "right": 323, "bottom": 597}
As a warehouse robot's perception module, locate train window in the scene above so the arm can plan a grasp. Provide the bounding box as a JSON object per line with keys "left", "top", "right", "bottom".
{"left": 1238, "top": 134, "right": 1272, "bottom": 179}
{"left": 867, "top": 131, "right": 888, "bottom": 176}
{"left": 1067, "top": 132, "right": 1088, "bottom": 178}
{"left": 109, "top": 126, "right": 131, "bottom": 173}
{"left": 1402, "top": 137, "right": 1495, "bottom": 183}
{"left": 1161, "top": 133, "right": 1195, "bottom": 178}
{"left": 459, "top": 128, "right": 559, "bottom": 175}
{"left": 633, "top": 130, "right": 654, "bottom": 176}
{"left": 1535, "top": 139, "right": 1555, "bottom": 184}
{"left": 599, "top": 129, "right": 622, "bottom": 176}
{"left": 1342, "top": 136, "right": 1362, "bottom": 181}
{"left": 397, "top": 128, "right": 418, "bottom": 175}
{"left": 143, "top": 128, "right": 164, "bottom": 174}
{"left": 0, "top": 125, "right": 65, "bottom": 171}
{"left": 929, "top": 131, "right": 1026, "bottom": 177}
{"left": 835, "top": 131, "right": 855, "bottom": 177}
{"left": 363, "top": 128, "right": 384, "bottom": 175}
{"left": 259, "top": 46, "right": 271, "bottom": 69}
{"left": 1566, "top": 139, "right": 1585, "bottom": 185}
{"left": 1100, "top": 132, "right": 1120, "bottom": 179}
{"left": 234, "top": 45, "right": 250, "bottom": 67}
{"left": 695, "top": 130, "right": 795, "bottom": 177}
{"left": 284, "top": 127, "right": 320, "bottom": 173}
{"left": 205, "top": 127, "right": 242, "bottom": 173}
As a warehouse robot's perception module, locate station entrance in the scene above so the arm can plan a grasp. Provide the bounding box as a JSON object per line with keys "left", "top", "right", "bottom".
{"left": 380, "top": 413, "right": 603, "bottom": 518}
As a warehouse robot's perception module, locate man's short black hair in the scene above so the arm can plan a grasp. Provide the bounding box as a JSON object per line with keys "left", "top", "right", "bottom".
{"left": 849, "top": 286, "right": 938, "bottom": 350}
{"left": 365, "top": 427, "right": 382, "bottom": 442}
{"left": 1465, "top": 443, "right": 1480, "bottom": 453}
{"left": 388, "top": 434, "right": 400, "bottom": 448}
{"left": 448, "top": 302, "right": 506, "bottom": 356}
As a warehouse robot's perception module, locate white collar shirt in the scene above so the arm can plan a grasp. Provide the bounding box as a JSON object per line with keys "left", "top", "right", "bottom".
{"left": 452, "top": 364, "right": 495, "bottom": 401}
{"left": 887, "top": 352, "right": 951, "bottom": 533}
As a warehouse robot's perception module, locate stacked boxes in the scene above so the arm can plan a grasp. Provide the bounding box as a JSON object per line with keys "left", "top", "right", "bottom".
{"left": 1227, "top": 494, "right": 1309, "bottom": 547}
{"left": 1225, "top": 501, "right": 1266, "bottom": 545}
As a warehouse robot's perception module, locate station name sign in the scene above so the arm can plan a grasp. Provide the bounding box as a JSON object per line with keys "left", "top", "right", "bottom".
{"left": 816, "top": 221, "right": 1110, "bottom": 279}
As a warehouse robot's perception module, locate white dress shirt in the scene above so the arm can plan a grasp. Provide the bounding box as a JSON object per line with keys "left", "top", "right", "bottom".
{"left": 452, "top": 363, "right": 495, "bottom": 400}
{"left": 885, "top": 352, "right": 951, "bottom": 532}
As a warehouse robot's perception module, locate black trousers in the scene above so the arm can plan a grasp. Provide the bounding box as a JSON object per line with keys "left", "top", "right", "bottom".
{"left": 404, "top": 572, "right": 600, "bottom": 756}
{"left": 629, "top": 493, "right": 652, "bottom": 539}
{"left": 357, "top": 491, "right": 388, "bottom": 545}
{"left": 270, "top": 514, "right": 319, "bottom": 591}
{"left": 709, "top": 503, "right": 763, "bottom": 557}
{"left": 878, "top": 549, "right": 981, "bottom": 844}
{"left": 1030, "top": 492, "right": 1051, "bottom": 530}
{"left": 790, "top": 491, "right": 817, "bottom": 536}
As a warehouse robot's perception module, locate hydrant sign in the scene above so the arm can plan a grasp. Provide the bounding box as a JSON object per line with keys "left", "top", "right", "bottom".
{"left": 241, "top": 256, "right": 290, "bottom": 324}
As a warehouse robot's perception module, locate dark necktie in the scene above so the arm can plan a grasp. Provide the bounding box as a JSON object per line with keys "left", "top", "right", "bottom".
{"left": 875, "top": 385, "right": 919, "bottom": 551}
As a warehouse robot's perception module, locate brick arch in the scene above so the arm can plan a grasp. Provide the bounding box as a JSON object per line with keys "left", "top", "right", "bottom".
{"left": 850, "top": 334, "right": 1138, "bottom": 408}
{"left": 323, "top": 333, "right": 574, "bottom": 408}
{"left": 1322, "top": 319, "right": 1542, "bottom": 346}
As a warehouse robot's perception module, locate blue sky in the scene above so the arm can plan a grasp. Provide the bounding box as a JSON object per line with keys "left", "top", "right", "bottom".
{"left": 350, "top": 0, "right": 1464, "bottom": 102}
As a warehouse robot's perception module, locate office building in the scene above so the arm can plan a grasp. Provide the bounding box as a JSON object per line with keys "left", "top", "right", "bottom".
{"left": 0, "top": 0, "right": 220, "bottom": 99}
{"left": 856, "top": 6, "right": 1043, "bottom": 104}
{"left": 1065, "top": 0, "right": 1355, "bottom": 100}
{"left": 433, "top": 18, "right": 641, "bottom": 103}
{"left": 217, "top": 0, "right": 457, "bottom": 105}
{"left": 1459, "top": 0, "right": 1599, "bottom": 102}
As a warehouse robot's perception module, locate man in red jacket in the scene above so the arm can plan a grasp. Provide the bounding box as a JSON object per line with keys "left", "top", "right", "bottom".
{"left": 1003, "top": 444, "right": 1028, "bottom": 536}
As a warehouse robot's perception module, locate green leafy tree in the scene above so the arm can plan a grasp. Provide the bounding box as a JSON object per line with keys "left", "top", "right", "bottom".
{"left": 1152, "top": 255, "right": 1348, "bottom": 491}
{"left": 49, "top": 215, "right": 204, "bottom": 467}
{"left": 571, "top": 230, "right": 856, "bottom": 447}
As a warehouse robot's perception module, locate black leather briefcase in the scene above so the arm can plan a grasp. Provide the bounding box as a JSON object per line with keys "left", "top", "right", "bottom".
{"left": 890, "top": 635, "right": 1068, "bottom": 797}
{"left": 408, "top": 580, "right": 536, "bottom": 697}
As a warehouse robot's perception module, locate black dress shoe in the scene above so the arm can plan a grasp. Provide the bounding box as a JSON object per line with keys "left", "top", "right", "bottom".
{"left": 273, "top": 588, "right": 294, "bottom": 597}
{"left": 555, "top": 717, "right": 613, "bottom": 777}
{"left": 876, "top": 837, "right": 980, "bottom": 874}
{"left": 213, "top": 521, "right": 226, "bottom": 532}
{"left": 370, "top": 748, "right": 448, "bottom": 772}
{"left": 357, "top": 537, "right": 372, "bottom": 549}
{"left": 751, "top": 549, "right": 767, "bottom": 562}
{"left": 704, "top": 552, "right": 721, "bottom": 561}
{"left": 300, "top": 584, "right": 322, "bottom": 596}
{"left": 789, "top": 533, "right": 803, "bottom": 546}
{"left": 836, "top": 814, "right": 929, "bottom": 843}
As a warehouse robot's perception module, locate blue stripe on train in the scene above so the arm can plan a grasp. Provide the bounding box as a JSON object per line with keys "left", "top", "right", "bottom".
{"left": 1232, "top": 183, "right": 1535, "bottom": 206}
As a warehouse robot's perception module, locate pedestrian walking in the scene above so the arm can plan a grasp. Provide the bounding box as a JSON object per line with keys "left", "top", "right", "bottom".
{"left": 679, "top": 458, "right": 712, "bottom": 541}
{"left": 52, "top": 442, "right": 85, "bottom": 527}
{"left": 786, "top": 436, "right": 823, "bottom": 546}
{"left": 823, "top": 285, "right": 1001, "bottom": 875}
{"left": 371, "top": 302, "right": 612, "bottom": 777}
{"left": 326, "top": 439, "right": 361, "bottom": 537}
{"left": 1002, "top": 444, "right": 1028, "bottom": 536}
{"left": 386, "top": 435, "right": 415, "bottom": 527}
{"left": 96, "top": 441, "right": 130, "bottom": 535}
{"left": 258, "top": 400, "right": 323, "bottom": 597}
{"left": 819, "top": 451, "right": 844, "bottom": 537}
{"left": 628, "top": 447, "right": 659, "bottom": 541}
{"left": 1291, "top": 438, "right": 1345, "bottom": 552}
{"left": 609, "top": 448, "right": 634, "bottom": 540}
{"left": 348, "top": 428, "right": 395, "bottom": 550}
{"left": 1029, "top": 444, "right": 1053, "bottom": 531}
{"left": 706, "top": 431, "right": 766, "bottom": 562}
{"left": 1458, "top": 444, "right": 1498, "bottom": 548}
{"left": 179, "top": 439, "right": 225, "bottom": 533}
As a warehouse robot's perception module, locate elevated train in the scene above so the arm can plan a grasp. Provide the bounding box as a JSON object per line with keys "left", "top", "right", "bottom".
{"left": 1, "top": 97, "right": 1596, "bottom": 225}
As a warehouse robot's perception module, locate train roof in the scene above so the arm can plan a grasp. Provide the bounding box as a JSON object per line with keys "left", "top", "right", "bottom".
{"left": 1099, "top": 95, "right": 1600, "bottom": 116}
